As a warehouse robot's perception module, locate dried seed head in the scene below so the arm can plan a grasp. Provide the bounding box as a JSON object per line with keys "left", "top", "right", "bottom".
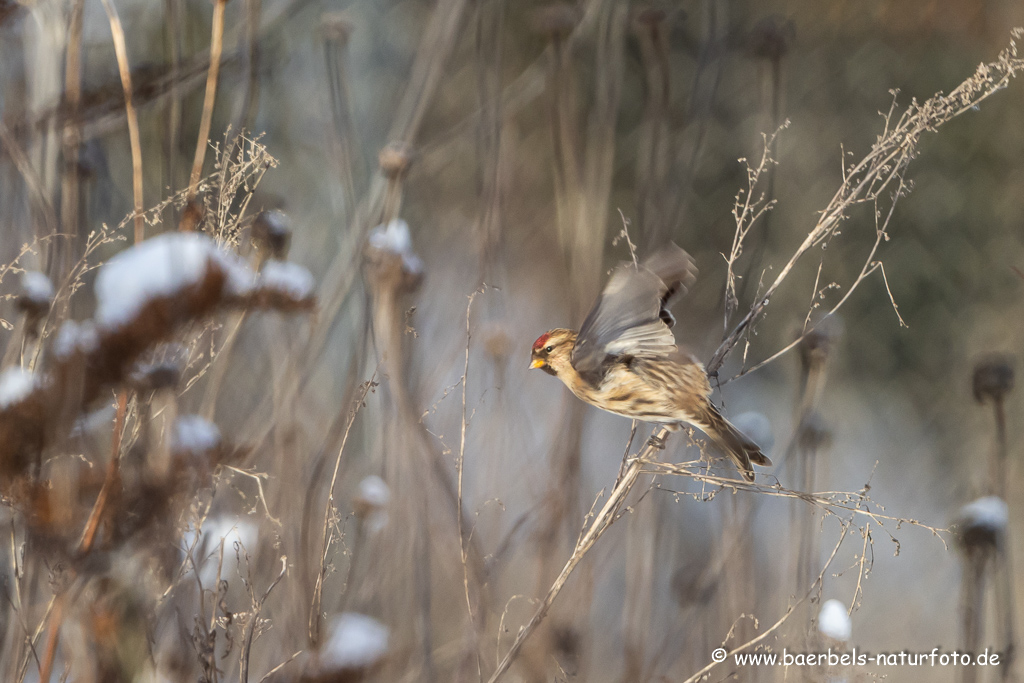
{"left": 178, "top": 199, "right": 205, "bottom": 233}
{"left": 17, "top": 271, "right": 54, "bottom": 337}
{"left": 530, "top": 4, "right": 579, "bottom": 38}
{"left": 972, "top": 354, "right": 1014, "bottom": 403}
{"left": 353, "top": 475, "right": 390, "bottom": 518}
{"left": 77, "top": 139, "right": 107, "bottom": 180}
{"left": 798, "top": 411, "right": 831, "bottom": 451}
{"left": 365, "top": 219, "right": 424, "bottom": 293}
{"left": 551, "top": 624, "right": 582, "bottom": 672}
{"left": 748, "top": 15, "right": 795, "bottom": 61}
{"left": 130, "top": 361, "right": 182, "bottom": 393}
{"left": 671, "top": 559, "right": 718, "bottom": 607}
{"left": 378, "top": 142, "right": 413, "bottom": 179}
{"left": 320, "top": 11, "right": 353, "bottom": 42}
{"left": 954, "top": 496, "right": 1007, "bottom": 552}
{"left": 634, "top": 7, "right": 668, "bottom": 28}
{"left": 798, "top": 321, "right": 837, "bottom": 373}
{"left": 484, "top": 327, "right": 512, "bottom": 362}
{"left": 252, "top": 210, "right": 292, "bottom": 261}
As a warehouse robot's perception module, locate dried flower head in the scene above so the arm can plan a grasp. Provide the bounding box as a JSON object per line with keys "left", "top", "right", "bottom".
{"left": 799, "top": 326, "right": 833, "bottom": 372}
{"left": 530, "top": 4, "right": 579, "bottom": 38}
{"left": 954, "top": 496, "right": 1008, "bottom": 552}
{"left": 972, "top": 354, "right": 1014, "bottom": 404}
{"left": 178, "top": 199, "right": 205, "bottom": 233}
{"left": 251, "top": 210, "right": 292, "bottom": 262}
{"left": 634, "top": 7, "right": 668, "bottom": 28}
{"left": 320, "top": 11, "right": 353, "bottom": 42}
{"left": 130, "top": 360, "right": 182, "bottom": 393}
{"left": 17, "top": 271, "right": 54, "bottom": 337}
{"left": 365, "top": 219, "right": 424, "bottom": 293}
{"left": 748, "top": 15, "right": 795, "bottom": 61}
{"left": 378, "top": 142, "right": 413, "bottom": 179}
{"left": 798, "top": 411, "right": 831, "bottom": 451}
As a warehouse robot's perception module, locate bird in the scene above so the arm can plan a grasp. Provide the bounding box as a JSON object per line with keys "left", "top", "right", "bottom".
{"left": 529, "top": 244, "right": 771, "bottom": 481}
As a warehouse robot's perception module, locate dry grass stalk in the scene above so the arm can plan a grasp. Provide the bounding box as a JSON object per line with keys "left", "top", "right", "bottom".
{"left": 56, "top": 0, "right": 86, "bottom": 283}
{"left": 189, "top": 0, "right": 229, "bottom": 201}
{"left": 99, "top": 0, "right": 145, "bottom": 244}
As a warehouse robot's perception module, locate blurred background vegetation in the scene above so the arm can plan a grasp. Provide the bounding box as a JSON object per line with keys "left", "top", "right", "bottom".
{"left": 1, "top": 0, "right": 1024, "bottom": 681}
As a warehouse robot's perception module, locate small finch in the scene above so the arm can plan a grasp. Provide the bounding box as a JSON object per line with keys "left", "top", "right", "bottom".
{"left": 530, "top": 244, "right": 771, "bottom": 481}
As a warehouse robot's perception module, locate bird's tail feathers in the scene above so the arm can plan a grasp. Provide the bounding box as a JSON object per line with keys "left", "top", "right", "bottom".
{"left": 695, "top": 403, "right": 771, "bottom": 482}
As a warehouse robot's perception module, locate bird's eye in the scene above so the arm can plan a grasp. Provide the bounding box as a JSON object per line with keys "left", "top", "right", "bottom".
{"left": 545, "top": 345, "right": 554, "bottom": 353}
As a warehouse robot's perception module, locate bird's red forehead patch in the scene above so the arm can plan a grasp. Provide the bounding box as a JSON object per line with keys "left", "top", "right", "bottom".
{"left": 532, "top": 332, "right": 551, "bottom": 351}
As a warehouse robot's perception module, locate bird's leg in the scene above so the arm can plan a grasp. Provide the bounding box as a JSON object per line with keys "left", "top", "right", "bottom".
{"left": 646, "top": 432, "right": 668, "bottom": 450}
{"left": 645, "top": 423, "right": 680, "bottom": 451}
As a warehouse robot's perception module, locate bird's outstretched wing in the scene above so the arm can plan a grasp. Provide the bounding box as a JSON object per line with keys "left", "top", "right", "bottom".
{"left": 571, "top": 244, "right": 697, "bottom": 384}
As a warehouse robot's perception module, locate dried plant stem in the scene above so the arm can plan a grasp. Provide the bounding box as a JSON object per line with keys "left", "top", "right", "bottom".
{"left": 0, "top": 123, "right": 59, "bottom": 239}
{"left": 37, "top": 391, "right": 127, "bottom": 683}
{"left": 199, "top": 312, "right": 248, "bottom": 420}
{"left": 457, "top": 290, "right": 484, "bottom": 678}
{"left": 960, "top": 548, "right": 988, "bottom": 683}
{"left": 989, "top": 394, "right": 1017, "bottom": 675}
{"left": 487, "top": 427, "right": 668, "bottom": 683}
{"left": 164, "top": 0, "right": 182, "bottom": 194}
{"left": 991, "top": 395, "right": 1008, "bottom": 499}
{"left": 681, "top": 518, "right": 854, "bottom": 683}
{"left": 57, "top": 0, "right": 85, "bottom": 279}
{"left": 709, "top": 34, "right": 1024, "bottom": 376}
{"left": 729, "top": 183, "right": 906, "bottom": 383}
{"left": 240, "top": 556, "right": 288, "bottom": 683}
{"left": 189, "top": 0, "right": 228, "bottom": 200}
{"left": 36, "top": 595, "right": 64, "bottom": 683}
{"left": 78, "top": 390, "right": 128, "bottom": 554}
{"left": 99, "top": 0, "right": 145, "bottom": 243}
{"left": 309, "top": 375, "right": 376, "bottom": 643}
{"left": 280, "top": 0, "right": 468, "bottom": 414}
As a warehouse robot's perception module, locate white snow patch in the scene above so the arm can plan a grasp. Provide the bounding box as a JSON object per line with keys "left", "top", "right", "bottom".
{"left": 358, "top": 475, "right": 390, "bottom": 509}
{"left": 958, "top": 496, "right": 1008, "bottom": 533}
{"left": 53, "top": 320, "right": 98, "bottom": 359}
{"left": 321, "top": 613, "right": 389, "bottom": 670}
{"left": 21, "top": 271, "right": 55, "bottom": 305}
{"left": 259, "top": 260, "right": 315, "bottom": 300}
{"left": 368, "top": 219, "right": 424, "bottom": 275}
{"left": 181, "top": 516, "right": 260, "bottom": 585}
{"left": 0, "top": 368, "right": 36, "bottom": 408}
{"left": 171, "top": 414, "right": 222, "bottom": 454}
{"left": 94, "top": 233, "right": 255, "bottom": 329}
{"left": 818, "top": 599, "right": 852, "bottom": 642}
{"left": 368, "top": 219, "right": 413, "bottom": 254}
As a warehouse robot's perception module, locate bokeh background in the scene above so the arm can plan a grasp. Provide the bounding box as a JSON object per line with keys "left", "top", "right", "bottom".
{"left": 1, "top": 0, "right": 1024, "bottom": 681}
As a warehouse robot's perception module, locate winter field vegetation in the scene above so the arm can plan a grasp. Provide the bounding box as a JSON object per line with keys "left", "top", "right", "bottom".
{"left": 1, "top": 1, "right": 1024, "bottom": 682}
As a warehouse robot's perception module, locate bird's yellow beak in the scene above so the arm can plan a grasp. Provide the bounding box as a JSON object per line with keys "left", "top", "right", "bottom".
{"left": 529, "top": 358, "right": 546, "bottom": 370}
